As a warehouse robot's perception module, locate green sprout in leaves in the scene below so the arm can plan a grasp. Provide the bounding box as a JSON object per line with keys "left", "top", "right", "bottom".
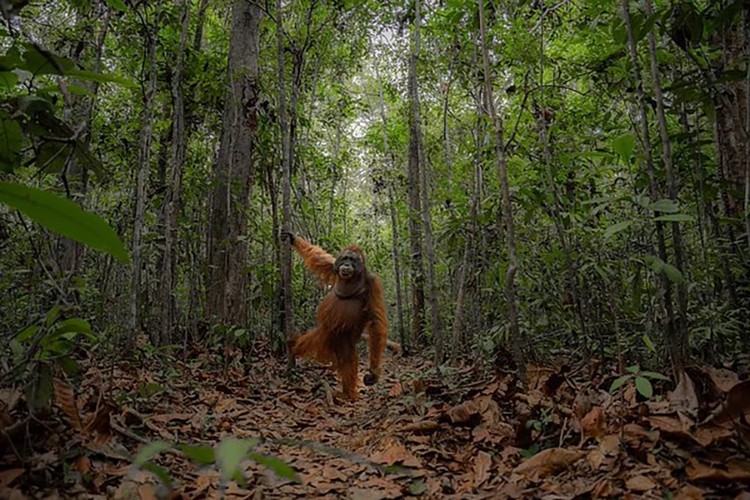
{"left": 609, "top": 365, "right": 671, "bottom": 399}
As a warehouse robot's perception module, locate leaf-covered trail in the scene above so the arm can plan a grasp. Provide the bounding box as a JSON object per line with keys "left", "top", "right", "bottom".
{"left": 3, "top": 345, "right": 750, "bottom": 498}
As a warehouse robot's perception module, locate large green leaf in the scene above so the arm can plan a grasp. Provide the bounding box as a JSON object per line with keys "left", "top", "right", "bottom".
{"left": 654, "top": 213, "right": 694, "bottom": 222}
{"left": 603, "top": 220, "right": 632, "bottom": 239}
{"left": 21, "top": 44, "right": 74, "bottom": 76}
{"left": 635, "top": 376, "right": 653, "bottom": 398}
{"left": 0, "top": 118, "right": 23, "bottom": 171}
{"left": 0, "top": 182, "right": 129, "bottom": 263}
{"left": 217, "top": 438, "right": 260, "bottom": 482}
{"left": 67, "top": 70, "right": 135, "bottom": 88}
{"left": 649, "top": 199, "right": 679, "bottom": 213}
{"left": 612, "top": 133, "right": 635, "bottom": 163}
{"left": 663, "top": 263, "right": 684, "bottom": 284}
{"left": 249, "top": 453, "right": 299, "bottom": 482}
{"left": 104, "top": 0, "right": 128, "bottom": 12}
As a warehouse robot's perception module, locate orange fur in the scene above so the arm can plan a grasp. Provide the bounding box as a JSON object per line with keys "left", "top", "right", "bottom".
{"left": 290, "top": 236, "right": 390, "bottom": 400}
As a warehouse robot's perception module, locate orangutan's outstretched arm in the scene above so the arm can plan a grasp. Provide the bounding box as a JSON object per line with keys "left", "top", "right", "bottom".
{"left": 288, "top": 234, "right": 337, "bottom": 284}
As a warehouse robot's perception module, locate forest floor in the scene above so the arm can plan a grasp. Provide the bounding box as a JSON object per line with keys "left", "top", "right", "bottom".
{"left": 1, "top": 341, "right": 750, "bottom": 499}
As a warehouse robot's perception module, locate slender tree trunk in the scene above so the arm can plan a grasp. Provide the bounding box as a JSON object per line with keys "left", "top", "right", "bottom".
{"left": 375, "top": 62, "right": 407, "bottom": 353}
{"left": 193, "top": 0, "right": 210, "bottom": 51}
{"left": 451, "top": 93, "right": 482, "bottom": 359}
{"left": 622, "top": 0, "right": 678, "bottom": 370}
{"left": 478, "top": 0, "right": 524, "bottom": 378}
{"left": 277, "top": 0, "right": 295, "bottom": 369}
{"left": 409, "top": 0, "right": 442, "bottom": 363}
{"left": 159, "top": 0, "right": 190, "bottom": 346}
{"left": 58, "top": 5, "right": 111, "bottom": 292}
{"left": 206, "top": 0, "right": 262, "bottom": 327}
{"left": 407, "top": 0, "right": 426, "bottom": 348}
{"left": 127, "top": 9, "right": 159, "bottom": 352}
{"left": 744, "top": 5, "right": 750, "bottom": 254}
{"left": 645, "top": 0, "right": 688, "bottom": 370}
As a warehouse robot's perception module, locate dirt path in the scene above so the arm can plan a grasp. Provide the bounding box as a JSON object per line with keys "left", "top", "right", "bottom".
{"left": 104, "top": 350, "right": 474, "bottom": 498}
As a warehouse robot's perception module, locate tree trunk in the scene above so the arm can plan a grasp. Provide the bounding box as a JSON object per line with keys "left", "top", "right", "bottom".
{"left": 645, "top": 0, "right": 689, "bottom": 371}
{"left": 193, "top": 0, "right": 210, "bottom": 52}
{"left": 478, "top": 0, "right": 524, "bottom": 378}
{"left": 407, "top": 0, "right": 426, "bottom": 348}
{"left": 277, "top": 0, "right": 295, "bottom": 369}
{"left": 206, "top": 0, "right": 262, "bottom": 327}
{"left": 375, "top": 62, "right": 407, "bottom": 353}
{"left": 127, "top": 7, "right": 159, "bottom": 352}
{"left": 58, "top": 5, "right": 110, "bottom": 295}
{"left": 622, "top": 0, "right": 679, "bottom": 371}
{"left": 158, "top": 0, "right": 190, "bottom": 346}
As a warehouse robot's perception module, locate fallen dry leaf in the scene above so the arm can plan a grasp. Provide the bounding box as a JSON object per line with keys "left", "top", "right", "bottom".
{"left": 674, "top": 484, "right": 705, "bottom": 499}
{"left": 686, "top": 458, "right": 750, "bottom": 482}
{"left": 513, "top": 448, "right": 585, "bottom": 480}
{"left": 370, "top": 439, "right": 421, "bottom": 468}
{"left": 53, "top": 376, "right": 82, "bottom": 431}
{"left": 0, "top": 468, "right": 24, "bottom": 492}
{"left": 704, "top": 367, "right": 740, "bottom": 393}
{"left": 625, "top": 474, "right": 656, "bottom": 492}
{"left": 388, "top": 382, "right": 403, "bottom": 397}
{"left": 472, "top": 451, "right": 492, "bottom": 488}
{"left": 445, "top": 399, "right": 481, "bottom": 426}
{"left": 670, "top": 372, "right": 699, "bottom": 418}
{"left": 580, "top": 406, "right": 606, "bottom": 441}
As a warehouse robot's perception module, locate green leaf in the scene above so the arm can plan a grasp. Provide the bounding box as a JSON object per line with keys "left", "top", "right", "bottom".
{"left": 21, "top": 44, "right": 74, "bottom": 75}
{"left": 142, "top": 462, "right": 172, "bottom": 485}
{"left": 67, "top": 70, "right": 134, "bottom": 88}
{"left": 133, "top": 441, "right": 172, "bottom": 466}
{"left": 0, "top": 119, "right": 23, "bottom": 171}
{"left": 53, "top": 318, "right": 93, "bottom": 336}
{"left": 654, "top": 214, "right": 694, "bottom": 222}
{"left": 45, "top": 305, "right": 61, "bottom": 326}
{"left": 635, "top": 376, "right": 653, "bottom": 398}
{"left": 603, "top": 220, "right": 632, "bottom": 239}
{"left": 642, "top": 334, "right": 655, "bottom": 353}
{"left": 17, "top": 325, "right": 40, "bottom": 342}
{"left": 35, "top": 141, "right": 72, "bottom": 174}
{"left": 612, "top": 133, "right": 635, "bottom": 163}
{"left": 0, "top": 182, "right": 130, "bottom": 263}
{"left": 649, "top": 199, "right": 679, "bottom": 213}
{"left": 105, "top": 0, "right": 128, "bottom": 12}
{"left": 626, "top": 365, "right": 640, "bottom": 374}
{"left": 217, "top": 438, "right": 259, "bottom": 481}
{"left": 409, "top": 480, "right": 427, "bottom": 495}
{"left": 663, "top": 263, "right": 684, "bottom": 284}
{"left": 636, "top": 12, "right": 661, "bottom": 42}
{"left": 644, "top": 255, "right": 664, "bottom": 273}
{"left": 640, "top": 371, "right": 671, "bottom": 382}
{"left": 609, "top": 375, "right": 630, "bottom": 392}
{"left": 610, "top": 19, "right": 627, "bottom": 45}
{"left": 249, "top": 453, "right": 300, "bottom": 482}
{"left": 180, "top": 444, "right": 216, "bottom": 465}
{"left": 0, "top": 71, "right": 18, "bottom": 91}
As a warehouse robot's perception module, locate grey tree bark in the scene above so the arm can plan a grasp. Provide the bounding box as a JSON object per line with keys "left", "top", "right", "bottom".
{"left": 645, "top": 0, "right": 689, "bottom": 371}
{"left": 127, "top": 7, "right": 159, "bottom": 352}
{"left": 206, "top": 0, "right": 262, "bottom": 326}
{"left": 158, "top": 0, "right": 190, "bottom": 346}
{"left": 478, "top": 0, "right": 524, "bottom": 378}
{"left": 407, "top": 0, "right": 426, "bottom": 348}
{"left": 277, "top": 0, "right": 295, "bottom": 369}
{"left": 375, "top": 62, "right": 407, "bottom": 353}
{"left": 622, "top": 0, "right": 678, "bottom": 370}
